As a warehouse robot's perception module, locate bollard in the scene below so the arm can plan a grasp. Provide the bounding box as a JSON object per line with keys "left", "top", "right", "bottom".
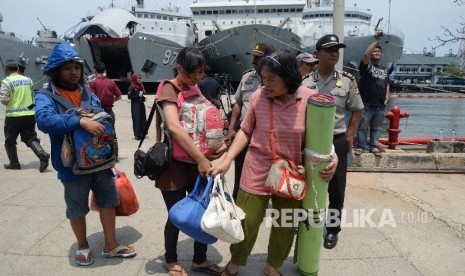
{"left": 385, "top": 106, "right": 409, "bottom": 149}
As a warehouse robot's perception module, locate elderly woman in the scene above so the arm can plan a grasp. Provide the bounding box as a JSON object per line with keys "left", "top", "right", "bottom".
{"left": 210, "top": 50, "right": 338, "bottom": 276}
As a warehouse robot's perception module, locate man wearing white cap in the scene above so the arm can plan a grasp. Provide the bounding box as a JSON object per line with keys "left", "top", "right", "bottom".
{"left": 296, "top": 52, "right": 318, "bottom": 82}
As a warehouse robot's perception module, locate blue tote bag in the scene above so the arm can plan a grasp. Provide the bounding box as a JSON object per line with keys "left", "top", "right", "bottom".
{"left": 168, "top": 175, "right": 218, "bottom": 244}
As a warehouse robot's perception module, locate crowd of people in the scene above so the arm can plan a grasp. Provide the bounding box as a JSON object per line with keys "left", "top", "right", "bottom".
{"left": 0, "top": 29, "right": 391, "bottom": 275}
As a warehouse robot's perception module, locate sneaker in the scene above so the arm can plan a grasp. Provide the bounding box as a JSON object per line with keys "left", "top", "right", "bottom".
{"left": 353, "top": 148, "right": 364, "bottom": 155}
{"left": 370, "top": 148, "right": 382, "bottom": 156}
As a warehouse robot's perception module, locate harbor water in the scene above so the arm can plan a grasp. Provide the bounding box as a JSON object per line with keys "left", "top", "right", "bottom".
{"left": 382, "top": 93, "right": 464, "bottom": 138}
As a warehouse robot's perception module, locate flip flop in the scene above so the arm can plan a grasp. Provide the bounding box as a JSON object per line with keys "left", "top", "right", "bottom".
{"left": 220, "top": 262, "right": 238, "bottom": 276}
{"left": 263, "top": 270, "right": 283, "bottom": 276}
{"left": 191, "top": 262, "right": 221, "bottom": 275}
{"left": 101, "top": 244, "right": 136, "bottom": 258}
{"left": 75, "top": 248, "right": 93, "bottom": 266}
{"left": 163, "top": 263, "right": 187, "bottom": 276}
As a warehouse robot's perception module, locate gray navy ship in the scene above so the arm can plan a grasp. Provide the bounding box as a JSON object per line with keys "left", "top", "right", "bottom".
{"left": 0, "top": 13, "right": 62, "bottom": 90}
{"left": 73, "top": 0, "right": 194, "bottom": 90}
{"left": 191, "top": 0, "right": 305, "bottom": 84}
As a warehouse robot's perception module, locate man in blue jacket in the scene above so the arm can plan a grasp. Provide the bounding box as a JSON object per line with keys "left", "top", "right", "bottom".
{"left": 34, "top": 44, "right": 136, "bottom": 266}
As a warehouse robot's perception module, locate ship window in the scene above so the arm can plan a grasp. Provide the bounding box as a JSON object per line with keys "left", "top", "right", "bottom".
{"left": 238, "top": 10, "right": 244, "bottom": 14}
{"left": 258, "top": 9, "right": 264, "bottom": 13}
{"left": 238, "top": 21, "right": 240, "bottom": 24}
{"left": 277, "top": 9, "right": 282, "bottom": 12}
{"left": 226, "top": 10, "right": 231, "bottom": 14}
{"left": 243, "top": 21, "right": 247, "bottom": 24}
{"left": 264, "top": 9, "right": 269, "bottom": 13}
{"left": 297, "top": 8, "right": 303, "bottom": 12}
{"left": 193, "top": 11, "right": 199, "bottom": 15}
{"left": 169, "top": 17, "right": 174, "bottom": 21}
{"left": 230, "top": 21, "right": 233, "bottom": 24}
{"left": 259, "top": 20, "right": 262, "bottom": 23}
{"left": 232, "top": 10, "right": 237, "bottom": 14}
{"left": 144, "top": 14, "right": 149, "bottom": 18}
{"left": 271, "top": 9, "right": 277, "bottom": 12}
{"left": 213, "top": 10, "right": 218, "bottom": 14}
{"left": 283, "top": 9, "right": 289, "bottom": 12}
{"left": 205, "top": 30, "right": 212, "bottom": 36}
{"left": 290, "top": 8, "right": 295, "bottom": 12}
{"left": 157, "top": 15, "right": 162, "bottom": 19}
{"left": 136, "top": 13, "right": 142, "bottom": 18}
{"left": 163, "top": 16, "right": 168, "bottom": 20}
{"left": 245, "top": 9, "right": 252, "bottom": 13}
{"left": 219, "top": 10, "right": 225, "bottom": 14}
{"left": 150, "top": 14, "right": 155, "bottom": 18}
{"left": 207, "top": 11, "right": 212, "bottom": 15}
{"left": 201, "top": 11, "right": 206, "bottom": 15}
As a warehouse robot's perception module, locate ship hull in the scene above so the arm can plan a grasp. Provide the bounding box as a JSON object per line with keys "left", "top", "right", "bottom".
{"left": 304, "top": 34, "right": 404, "bottom": 70}
{"left": 198, "top": 24, "right": 302, "bottom": 83}
{"left": 0, "top": 34, "right": 51, "bottom": 90}
{"left": 128, "top": 31, "right": 189, "bottom": 83}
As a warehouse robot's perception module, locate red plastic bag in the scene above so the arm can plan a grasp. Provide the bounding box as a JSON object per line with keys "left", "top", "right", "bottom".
{"left": 90, "top": 168, "right": 139, "bottom": 216}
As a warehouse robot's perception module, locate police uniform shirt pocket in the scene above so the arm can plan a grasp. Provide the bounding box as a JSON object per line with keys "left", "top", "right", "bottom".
{"left": 330, "top": 88, "right": 347, "bottom": 98}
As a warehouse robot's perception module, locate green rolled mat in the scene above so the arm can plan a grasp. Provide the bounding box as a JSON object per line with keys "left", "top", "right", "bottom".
{"left": 296, "top": 94, "right": 336, "bottom": 276}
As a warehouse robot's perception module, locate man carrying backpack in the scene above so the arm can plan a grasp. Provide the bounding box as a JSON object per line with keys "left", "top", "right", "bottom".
{"left": 0, "top": 59, "right": 50, "bottom": 172}
{"left": 34, "top": 44, "right": 136, "bottom": 266}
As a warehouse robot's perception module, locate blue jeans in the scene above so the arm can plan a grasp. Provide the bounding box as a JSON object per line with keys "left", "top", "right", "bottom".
{"left": 356, "top": 105, "right": 386, "bottom": 150}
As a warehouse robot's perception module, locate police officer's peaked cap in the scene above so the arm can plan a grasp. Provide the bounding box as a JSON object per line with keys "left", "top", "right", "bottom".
{"left": 316, "top": 34, "right": 346, "bottom": 50}
{"left": 246, "top": 43, "right": 275, "bottom": 57}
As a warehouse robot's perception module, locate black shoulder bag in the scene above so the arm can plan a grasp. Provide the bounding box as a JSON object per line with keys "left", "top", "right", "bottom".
{"left": 134, "top": 98, "right": 171, "bottom": 180}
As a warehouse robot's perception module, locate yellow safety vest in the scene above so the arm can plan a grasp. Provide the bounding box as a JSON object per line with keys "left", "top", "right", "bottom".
{"left": 2, "top": 74, "right": 34, "bottom": 117}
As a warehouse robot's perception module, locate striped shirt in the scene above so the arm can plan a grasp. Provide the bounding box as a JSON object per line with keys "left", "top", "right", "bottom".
{"left": 240, "top": 86, "right": 315, "bottom": 195}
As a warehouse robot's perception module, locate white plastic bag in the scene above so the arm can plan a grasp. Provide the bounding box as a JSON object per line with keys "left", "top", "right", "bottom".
{"left": 201, "top": 174, "right": 245, "bottom": 243}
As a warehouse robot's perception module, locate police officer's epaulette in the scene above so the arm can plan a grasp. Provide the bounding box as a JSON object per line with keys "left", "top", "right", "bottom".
{"left": 342, "top": 71, "right": 359, "bottom": 94}
{"left": 242, "top": 68, "right": 255, "bottom": 75}
{"left": 342, "top": 71, "right": 356, "bottom": 81}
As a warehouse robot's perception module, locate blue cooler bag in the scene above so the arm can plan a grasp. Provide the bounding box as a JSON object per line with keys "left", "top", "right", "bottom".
{"left": 168, "top": 175, "right": 217, "bottom": 244}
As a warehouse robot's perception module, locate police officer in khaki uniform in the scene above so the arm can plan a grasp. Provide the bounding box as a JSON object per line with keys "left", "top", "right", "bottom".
{"left": 306, "top": 34, "right": 364, "bottom": 249}
{"left": 225, "top": 42, "right": 275, "bottom": 200}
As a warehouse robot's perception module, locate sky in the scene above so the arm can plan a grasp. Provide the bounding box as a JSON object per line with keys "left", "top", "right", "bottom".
{"left": 1, "top": 0, "right": 465, "bottom": 56}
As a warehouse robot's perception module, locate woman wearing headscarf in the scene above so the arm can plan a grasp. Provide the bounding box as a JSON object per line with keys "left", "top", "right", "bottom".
{"left": 127, "top": 72, "right": 147, "bottom": 140}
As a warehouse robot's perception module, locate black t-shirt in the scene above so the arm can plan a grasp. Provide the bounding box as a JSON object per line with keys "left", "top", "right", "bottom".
{"left": 358, "top": 61, "right": 389, "bottom": 106}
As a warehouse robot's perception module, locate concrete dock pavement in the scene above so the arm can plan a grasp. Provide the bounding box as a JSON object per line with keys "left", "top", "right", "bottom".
{"left": 0, "top": 95, "right": 464, "bottom": 276}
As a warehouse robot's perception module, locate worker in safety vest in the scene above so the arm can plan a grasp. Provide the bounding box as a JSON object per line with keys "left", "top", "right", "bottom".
{"left": 0, "top": 59, "right": 50, "bottom": 172}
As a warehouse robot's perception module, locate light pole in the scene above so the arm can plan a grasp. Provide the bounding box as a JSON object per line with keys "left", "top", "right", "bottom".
{"left": 388, "top": 0, "right": 391, "bottom": 33}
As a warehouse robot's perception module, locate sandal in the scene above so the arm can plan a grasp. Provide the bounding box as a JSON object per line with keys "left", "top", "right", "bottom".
{"left": 191, "top": 261, "right": 221, "bottom": 275}
{"left": 220, "top": 262, "right": 238, "bottom": 276}
{"left": 101, "top": 244, "right": 136, "bottom": 258}
{"left": 263, "top": 270, "right": 283, "bottom": 276}
{"left": 75, "top": 248, "right": 93, "bottom": 266}
{"left": 163, "top": 263, "right": 188, "bottom": 276}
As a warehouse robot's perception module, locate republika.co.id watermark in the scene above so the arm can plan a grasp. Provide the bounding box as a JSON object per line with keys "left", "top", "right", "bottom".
{"left": 264, "top": 208, "right": 428, "bottom": 228}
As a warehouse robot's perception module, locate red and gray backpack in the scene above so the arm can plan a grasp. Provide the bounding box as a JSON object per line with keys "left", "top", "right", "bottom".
{"left": 156, "top": 80, "right": 224, "bottom": 163}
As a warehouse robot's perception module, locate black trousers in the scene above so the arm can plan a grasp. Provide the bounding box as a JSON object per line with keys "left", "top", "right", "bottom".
{"left": 326, "top": 133, "right": 348, "bottom": 235}
{"left": 232, "top": 146, "right": 248, "bottom": 200}
{"left": 161, "top": 183, "right": 208, "bottom": 264}
{"left": 131, "top": 102, "right": 147, "bottom": 139}
{"left": 4, "top": 115, "right": 38, "bottom": 147}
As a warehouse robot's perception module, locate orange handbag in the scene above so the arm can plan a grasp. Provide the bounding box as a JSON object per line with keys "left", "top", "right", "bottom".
{"left": 90, "top": 168, "right": 139, "bottom": 216}
{"left": 264, "top": 101, "right": 307, "bottom": 200}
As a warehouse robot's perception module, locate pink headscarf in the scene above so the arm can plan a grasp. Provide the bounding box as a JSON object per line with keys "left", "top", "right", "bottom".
{"left": 130, "top": 72, "right": 146, "bottom": 94}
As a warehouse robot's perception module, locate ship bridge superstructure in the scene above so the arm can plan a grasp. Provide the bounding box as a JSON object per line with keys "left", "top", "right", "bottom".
{"left": 191, "top": 0, "right": 306, "bottom": 42}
